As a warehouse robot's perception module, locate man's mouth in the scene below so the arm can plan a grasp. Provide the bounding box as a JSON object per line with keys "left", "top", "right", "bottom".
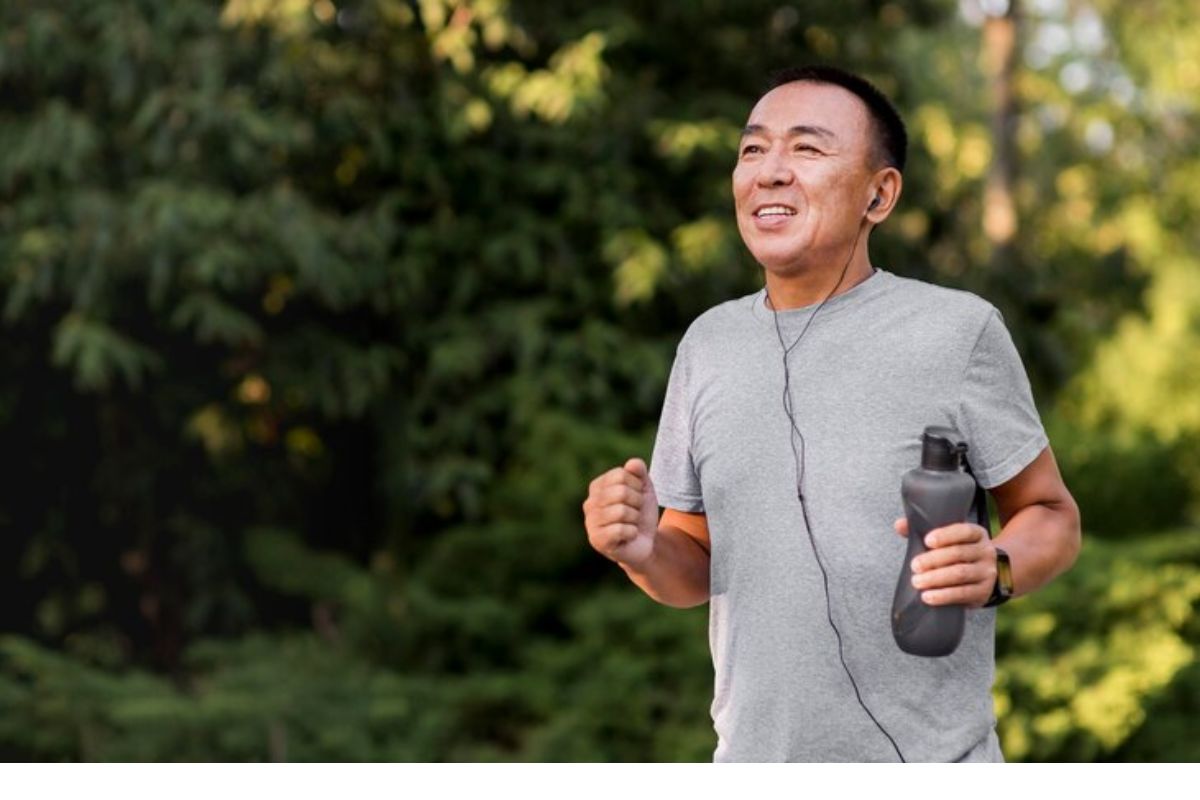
{"left": 753, "top": 204, "right": 797, "bottom": 218}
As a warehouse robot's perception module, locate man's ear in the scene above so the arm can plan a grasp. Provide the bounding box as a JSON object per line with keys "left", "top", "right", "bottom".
{"left": 865, "top": 167, "right": 903, "bottom": 222}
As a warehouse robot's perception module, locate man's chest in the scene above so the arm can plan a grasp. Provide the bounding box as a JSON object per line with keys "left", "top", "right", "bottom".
{"left": 688, "top": 326, "right": 959, "bottom": 496}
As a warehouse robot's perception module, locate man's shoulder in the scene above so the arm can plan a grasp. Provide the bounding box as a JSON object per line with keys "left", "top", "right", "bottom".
{"left": 884, "top": 272, "right": 996, "bottom": 314}
{"left": 881, "top": 271, "right": 999, "bottom": 331}
{"left": 676, "top": 290, "right": 761, "bottom": 348}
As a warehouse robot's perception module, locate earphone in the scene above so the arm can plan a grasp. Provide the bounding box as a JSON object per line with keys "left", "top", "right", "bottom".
{"left": 868, "top": 194, "right": 881, "bottom": 211}
{"left": 765, "top": 204, "right": 906, "bottom": 763}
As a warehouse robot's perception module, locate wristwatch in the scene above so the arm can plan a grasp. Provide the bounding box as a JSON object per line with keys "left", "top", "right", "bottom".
{"left": 984, "top": 547, "right": 1013, "bottom": 608}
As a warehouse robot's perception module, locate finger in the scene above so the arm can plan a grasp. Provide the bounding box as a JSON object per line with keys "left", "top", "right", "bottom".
{"left": 596, "top": 503, "right": 639, "bottom": 526}
{"left": 923, "top": 522, "right": 986, "bottom": 548}
{"left": 585, "top": 481, "right": 643, "bottom": 521}
{"left": 596, "top": 522, "right": 639, "bottom": 549}
{"left": 920, "top": 580, "right": 993, "bottom": 607}
{"left": 912, "top": 561, "right": 995, "bottom": 592}
{"left": 594, "top": 465, "right": 643, "bottom": 495}
{"left": 617, "top": 463, "right": 645, "bottom": 493}
{"left": 583, "top": 478, "right": 615, "bottom": 513}
{"left": 602, "top": 482, "right": 643, "bottom": 509}
{"left": 893, "top": 517, "right": 908, "bottom": 537}
{"left": 624, "top": 457, "right": 648, "bottom": 480}
{"left": 911, "top": 543, "right": 989, "bottom": 574}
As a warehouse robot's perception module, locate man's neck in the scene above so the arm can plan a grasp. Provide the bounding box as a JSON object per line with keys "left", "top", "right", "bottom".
{"left": 763, "top": 255, "right": 877, "bottom": 311}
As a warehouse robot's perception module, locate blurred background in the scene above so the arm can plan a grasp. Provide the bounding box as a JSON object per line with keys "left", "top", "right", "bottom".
{"left": 0, "top": 0, "right": 1197, "bottom": 761}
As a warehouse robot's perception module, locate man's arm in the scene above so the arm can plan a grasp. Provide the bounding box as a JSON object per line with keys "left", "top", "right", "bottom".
{"left": 903, "top": 445, "right": 1082, "bottom": 606}
{"left": 987, "top": 445, "right": 1082, "bottom": 597}
{"left": 582, "top": 458, "right": 711, "bottom": 608}
{"left": 618, "top": 508, "right": 711, "bottom": 609}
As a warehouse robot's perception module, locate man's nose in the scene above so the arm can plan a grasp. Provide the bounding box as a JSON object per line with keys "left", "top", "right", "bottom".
{"left": 755, "top": 148, "right": 794, "bottom": 187}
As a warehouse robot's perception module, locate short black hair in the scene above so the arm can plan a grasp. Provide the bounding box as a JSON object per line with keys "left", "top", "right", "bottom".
{"left": 763, "top": 65, "right": 907, "bottom": 173}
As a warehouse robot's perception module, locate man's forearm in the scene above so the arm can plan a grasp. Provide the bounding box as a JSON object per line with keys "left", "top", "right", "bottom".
{"left": 993, "top": 497, "right": 1082, "bottom": 598}
{"left": 619, "top": 525, "right": 711, "bottom": 608}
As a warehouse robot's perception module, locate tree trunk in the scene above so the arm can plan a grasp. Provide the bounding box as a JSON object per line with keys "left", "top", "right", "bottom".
{"left": 983, "top": 0, "right": 1020, "bottom": 267}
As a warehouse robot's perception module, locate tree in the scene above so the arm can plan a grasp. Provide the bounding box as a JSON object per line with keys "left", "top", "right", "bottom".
{"left": 1, "top": 0, "right": 1196, "bottom": 761}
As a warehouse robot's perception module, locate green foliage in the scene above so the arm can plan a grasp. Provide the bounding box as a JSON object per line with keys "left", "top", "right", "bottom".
{"left": 994, "top": 530, "right": 1200, "bottom": 761}
{"left": 0, "top": 0, "right": 1197, "bottom": 763}
{"left": 4, "top": 524, "right": 1197, "bottom": 762}
{"left": 0, "top": 529, "right": 714, "bottom": 761}
{"left": 52, "top": 313, "right": 164, "bottom": 391}
{"left": 1046, "top": 413, "right": 1194, "bottom": 538}
{"left": 0, "top": 632, "right": 435, "bottom": 761}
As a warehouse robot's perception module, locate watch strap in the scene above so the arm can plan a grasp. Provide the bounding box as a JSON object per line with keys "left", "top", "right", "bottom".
{"left": 984, "top": 546, "right": 1012, "bottom": 608}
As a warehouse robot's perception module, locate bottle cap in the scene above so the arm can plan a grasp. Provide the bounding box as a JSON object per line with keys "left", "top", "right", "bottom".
{"left": 921, "top": 426, "right": 968, "bottom": 471}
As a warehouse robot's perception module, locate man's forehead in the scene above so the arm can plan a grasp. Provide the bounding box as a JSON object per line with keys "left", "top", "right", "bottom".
{"left": 743, "top": 81, "right": 871, "bottom": 138}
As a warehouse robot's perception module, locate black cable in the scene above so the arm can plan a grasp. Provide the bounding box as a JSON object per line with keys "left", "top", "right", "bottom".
{"left": 796, "top": 493, "right": 905, "bottom": 762}
{"left": 766, "top": 228, "right": 907, "bottom": 763}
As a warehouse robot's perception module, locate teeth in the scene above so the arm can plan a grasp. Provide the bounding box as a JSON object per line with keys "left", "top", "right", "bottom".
{"left": 755, "top": 206, "right": 795, "bottom": 217}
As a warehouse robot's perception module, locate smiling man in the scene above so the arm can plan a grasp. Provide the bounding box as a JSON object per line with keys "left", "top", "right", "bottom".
{"left": 581, "top": 66, "right": 1081, "bottom": 762}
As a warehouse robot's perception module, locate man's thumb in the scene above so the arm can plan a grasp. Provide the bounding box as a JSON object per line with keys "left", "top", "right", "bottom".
{"left": 624, "top": 457, "right": 648, "bottom": 479}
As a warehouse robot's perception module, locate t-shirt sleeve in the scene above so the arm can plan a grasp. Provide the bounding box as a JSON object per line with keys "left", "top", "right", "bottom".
{"left": 953, "top": 308, "right": 1049, "bottom": 489}
{"left": 649, "top": 335, "right": 705, "bottom": 512}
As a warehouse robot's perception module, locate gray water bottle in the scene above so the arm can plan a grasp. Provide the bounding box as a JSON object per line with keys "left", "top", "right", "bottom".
{"left": 891, "top": 426, "right": 976, "bottom": 657}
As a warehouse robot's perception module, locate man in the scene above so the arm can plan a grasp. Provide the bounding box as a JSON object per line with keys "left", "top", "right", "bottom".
{"left": 581, "top": 66, "right": 1081, "bottom": 762}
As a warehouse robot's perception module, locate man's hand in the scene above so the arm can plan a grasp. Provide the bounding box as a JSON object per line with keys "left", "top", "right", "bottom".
{"left": 893, "top": 517, "right": 997, "bottom": 608}
{"left": 583, "top": 457, "right": 658, "bottom": 569}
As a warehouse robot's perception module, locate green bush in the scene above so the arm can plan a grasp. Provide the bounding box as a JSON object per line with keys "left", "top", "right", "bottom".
{"left": 993, "top": 529, "right": 1200, "bottom": 761}
{"left": 1046, "top": 414, "right": 1195, "bottom": 539}
{"left": 2, "top": 526, "right": 1196, "bottom": 762}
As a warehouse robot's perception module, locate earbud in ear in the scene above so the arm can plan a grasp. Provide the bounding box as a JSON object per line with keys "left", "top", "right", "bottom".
{"left": 868, "top": 195, "right": 881, "bottom": 212}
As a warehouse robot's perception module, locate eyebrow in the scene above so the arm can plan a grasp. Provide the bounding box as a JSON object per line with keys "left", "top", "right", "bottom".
{"left": 740, "top": 123, "right": 838, "bottom": 141}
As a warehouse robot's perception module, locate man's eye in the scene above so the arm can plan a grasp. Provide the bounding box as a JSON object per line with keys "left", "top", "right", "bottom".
{"left": 795, "top": 144, "right": 822, "bottom": 154}
{"left": 741, "top": 144, "right": 762, "bottom": 155}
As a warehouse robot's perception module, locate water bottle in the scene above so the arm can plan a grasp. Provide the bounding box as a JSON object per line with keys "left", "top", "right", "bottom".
{"left": 891, "top": 426, "right": 977, "bottom": 657}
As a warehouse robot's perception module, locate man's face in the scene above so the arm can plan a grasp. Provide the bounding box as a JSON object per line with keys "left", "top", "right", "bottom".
{"left": 733, "top": 81, "right": 880, "bottom": 274}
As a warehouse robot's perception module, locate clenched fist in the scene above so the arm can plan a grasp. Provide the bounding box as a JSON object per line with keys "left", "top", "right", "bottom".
{"left": 582, "top": 457, "right": 659, "bottom": 569}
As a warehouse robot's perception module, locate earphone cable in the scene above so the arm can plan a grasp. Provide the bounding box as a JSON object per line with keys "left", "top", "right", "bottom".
{"left": 769, "top": 229, "right": 860, "bottom": 498}
{"left": 766, "top": 227, "right": 907, "bottom": 763}
{"left": 796, "top": 492, "right": 906, "bottom": 762}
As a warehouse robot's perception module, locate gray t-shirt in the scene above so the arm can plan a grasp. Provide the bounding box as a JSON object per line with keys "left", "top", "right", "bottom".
{"left": 649, "top": 268, "right": 1047, "bottom": 762}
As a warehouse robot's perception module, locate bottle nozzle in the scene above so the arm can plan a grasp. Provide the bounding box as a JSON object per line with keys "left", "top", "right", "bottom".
{"left": 920, "top": 426, "right": 969, "bottom": 471}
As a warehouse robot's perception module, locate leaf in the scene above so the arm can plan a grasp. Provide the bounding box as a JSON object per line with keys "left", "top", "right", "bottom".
{"left": 50, "top": 312, "right": 162, "bottom": 392}
{"left": 170, "top": 291, "right": 263, "bottom": 347}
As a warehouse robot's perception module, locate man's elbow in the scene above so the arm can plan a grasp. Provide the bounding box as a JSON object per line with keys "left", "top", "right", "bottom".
{"left": 640, "top": 586, "right": 710, "bottom": 610}
{"left": 670, "top": 591, "right": 712, "bottom": 610}
{"left": 1059, "top": 492, "right": 1083, "bottom": 571}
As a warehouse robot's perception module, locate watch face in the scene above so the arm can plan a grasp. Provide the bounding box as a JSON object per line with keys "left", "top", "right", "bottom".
{"left": 996, "top": 549, "right": 1013, "bottom": 595}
